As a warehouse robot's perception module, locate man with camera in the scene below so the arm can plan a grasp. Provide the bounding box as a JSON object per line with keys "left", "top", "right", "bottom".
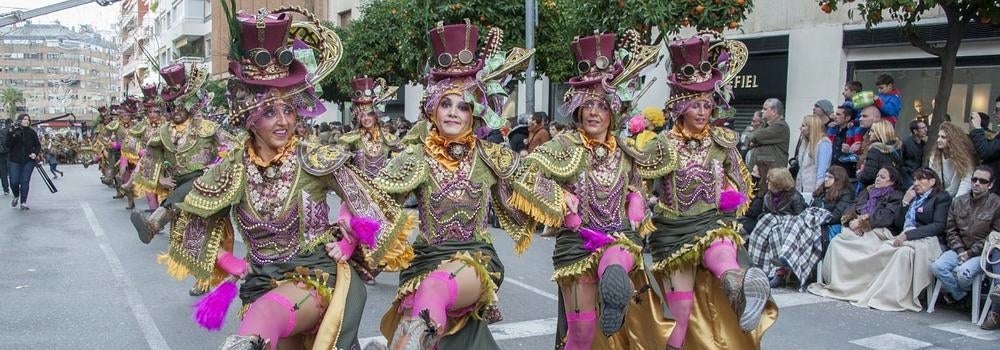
{"left": 6, "top": 113, "right": 41, "bottom": 210}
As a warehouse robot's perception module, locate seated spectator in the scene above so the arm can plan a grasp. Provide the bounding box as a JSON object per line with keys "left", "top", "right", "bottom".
{"left": 809, "top": 167, "right": 950, "bottom": 311}
{"left": 857, "top": 120, "right": 901, "bottom": 189}
{"left": 929, "top": 122, "right": 977, "bottom": 197}
{"left": 746, "top": 168, "right": 828, "bottom": 288}
{"left": 795, "top": 115, "right": 833, "bottom": 196}
{"left": 741, "top": 160, "right": 776, "bottom": 237}
{"left": 811, "top": 165, "right": 856, "bottom": 249}
{"left": 808, "top": 167, "right": 902, "bottom": 299}
{"left": 932, "top": 166, "right": 1000, "bottom": 307}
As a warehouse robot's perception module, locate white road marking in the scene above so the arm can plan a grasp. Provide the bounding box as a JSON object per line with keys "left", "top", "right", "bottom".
{"left": 849, "top": 333, "right": 932, "bottom": 350}
{"left": 83, "top": 202, "right": 171, "bottom": 350}
{"left": 505, "top": 277, "right": 558, "bottom": 301}
{"left": 930, "top": 320, "right": 1000, "bottom": 341}
{"left": 359, "top": 317, "right": 559, "bottom": 347}
{"left": 770, "top": 290, "right": 834, "bottom": 308}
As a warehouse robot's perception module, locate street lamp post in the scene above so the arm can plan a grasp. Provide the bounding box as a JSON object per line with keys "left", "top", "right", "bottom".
{"left": 525, "top": 0, "right": 536, "bottom": 115}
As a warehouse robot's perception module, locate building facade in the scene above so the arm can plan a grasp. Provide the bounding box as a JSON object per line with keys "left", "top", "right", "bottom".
{"left": 152, "top": 0, "right": 212, "bottom": 76}
{"left": 117, "top": 0, "right": 153, "bottom": 91}
{"left": 0, "top": 22, "right": 119, "bottom": 123}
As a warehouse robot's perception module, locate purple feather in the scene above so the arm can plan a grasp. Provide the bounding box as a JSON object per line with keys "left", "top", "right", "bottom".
{"left": 718, "top": 190, "right": 747, "bottom": 213}
{"left": 350, "top": 216, "right": 381, "bottom": 249}
{"left": 580, "top": 227, "right": 614, "bottom": 252}
{"left": 193, "top": 280, "right": 238, "bottom": 331}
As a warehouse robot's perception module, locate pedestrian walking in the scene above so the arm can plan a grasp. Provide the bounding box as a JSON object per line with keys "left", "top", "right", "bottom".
{"left": 0, "top": 118, "right": 11, "bottom": 195}
{"left": 43, "top": 149, "right": 64, "bottom": 178}
{"left": 6, "top": 113, "right": 41, "bottom": 210}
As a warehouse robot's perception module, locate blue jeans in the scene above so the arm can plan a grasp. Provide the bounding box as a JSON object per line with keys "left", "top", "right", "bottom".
{"left": 931, "top": 249, "right": 982, "bottom": 301}
{"left": 8, "top": 161, "right": 34, "bottom": 205}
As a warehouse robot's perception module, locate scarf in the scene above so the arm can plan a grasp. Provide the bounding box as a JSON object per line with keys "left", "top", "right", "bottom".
{"left": 903, "top": 191, "right": 931, "bottom": 230}
{"left": 578, "top": 130, "right": 617, "bottom": 155}
{"left": 246, "top": 135, "right": 298, "bottom": 167}
{"left": 425, "top": 129, "right": 475, "bottom": 172}
{"left": 858, "top": 186, "right": 895, "bottom": 216}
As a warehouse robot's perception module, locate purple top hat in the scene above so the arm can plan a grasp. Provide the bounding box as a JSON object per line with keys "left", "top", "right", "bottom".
{"left": 159, "top": 64, "right": 187, "bottom": 102}
{"left": 351, "top": 77, "right": 376, "bottom": 105}
{"left": 426, "top": 21, "right": 484, "bottom": 80}
{"left": 121, "top": 97, "right": 140, "bottom": 115}
{"left": 568, "top": 33, "right": 622, "bottom": 87}
{"left": 141, "top": 84, "right": 158, "bottom": 107}
{"left": 666, "top": 35, "right": 722, "bottom": 93}
{"left": 228, "top": 11, "right": 308, "bottom": 89}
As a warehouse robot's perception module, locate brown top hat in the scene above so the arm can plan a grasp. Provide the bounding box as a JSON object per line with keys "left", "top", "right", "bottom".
{"left": 427, "top": 20, "right": 484, "bottom": 79}
{"left": 666, "top": 35, "right": 722, "bottom": 93}
{"left": 159, "top": 64, "right": 187, "bottom": 102}
{"left": 228, "top": 11, "right": 308, "bottom": 89}
{"left": 568, "top": 33, "right": 623, "bottom": 87}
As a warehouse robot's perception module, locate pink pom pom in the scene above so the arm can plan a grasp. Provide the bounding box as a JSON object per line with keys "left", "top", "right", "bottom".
{"left": 580, "top": 227, "right": 614, "bottom": 252}
{"left": 215, "top": 251, "right": 246, "bottom": 277}
{"left": 110, "top": 141, "right": 121, "bottom": 150}
{"left": 718, "top": 190, "right": 747, "bottom": 213}
{"left": 193, "top": 280, "right": 238, "bottom": 331}
{"left": 564, "top": 212, "right": 581, "bottom": 230}
{"left": 628, "top": 115, "right": 647, "bottom": 135}
{"left": 626, "top": 192, "right": 645, "bottom": 222}
{"left": 350, "top": 216, "right": 381, "bottom": 249}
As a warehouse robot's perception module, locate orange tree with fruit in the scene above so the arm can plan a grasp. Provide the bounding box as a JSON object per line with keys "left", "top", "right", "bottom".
{"left": 818, "top": 0, "right": 1000, "bottom": 131}
{"left": 538, "top": 0, "right": 754, "bottom": 82}
{"left": 320, "top": 0, "right": 528, "bottom": 102}
{"left": 320, "top": 0, "right": 756, "bottom": 102}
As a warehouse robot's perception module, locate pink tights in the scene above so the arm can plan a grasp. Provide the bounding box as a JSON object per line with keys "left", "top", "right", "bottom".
{"left": 564, "top": 310, "right": 596, "bottom": 350}
{"left": 409, "top": 271, "right": 458, "bottom": 328}
{"left": 237, "top": 293, "right": 298, "bottom": 350}
{"left": 145, "top": 193, "right": 158, "bottom": 211}
{"left": 702, "top": 238, "right": 740, "bottom": 278}
{"left": 597, "top": 245, "right": 635, "bottom": 277}
{"left": 665, "top": 291, "right": 694, "bottom": 348}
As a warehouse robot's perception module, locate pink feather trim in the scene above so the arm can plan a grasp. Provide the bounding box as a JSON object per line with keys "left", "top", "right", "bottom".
{"left": 718, "top": 190, "right": 747, "bottom": 213}
{"left": 350, "top": 216, "right": 381, "bottom": 249}
{"left": 215, "top": 251, "right": 247, "bottom": 276}
{"left": 193, "top": 280, "right": 238, "bottom": 331}
{"left": 626, "top": 192, "right": 645, "bottom": 222}
{"left": 564, "top": 212, "right": 581, "bottom": 230}
{"left": 580, "top": 227, "right": 614, "bottom": 252}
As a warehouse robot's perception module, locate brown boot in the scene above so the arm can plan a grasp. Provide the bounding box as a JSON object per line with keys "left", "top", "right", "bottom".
{"left": 132, "top": 207, "right": 174, "bottom": 244}
{"left": 981, "top": 311, "right": 1000, "bottom": 331}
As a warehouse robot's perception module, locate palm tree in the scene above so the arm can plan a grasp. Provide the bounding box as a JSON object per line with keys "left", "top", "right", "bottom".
{"left": 1, "top": 87, "right": 25, "bottom": 119}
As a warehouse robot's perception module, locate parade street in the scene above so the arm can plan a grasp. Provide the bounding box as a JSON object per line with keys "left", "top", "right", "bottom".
{"left": 1, "top": 164, "right": 998, "bottom": 350}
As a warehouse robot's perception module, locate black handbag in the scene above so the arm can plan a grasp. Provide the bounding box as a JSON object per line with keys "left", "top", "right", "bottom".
{"left": 788, "top": 139, "right": 802, "bottom": 178}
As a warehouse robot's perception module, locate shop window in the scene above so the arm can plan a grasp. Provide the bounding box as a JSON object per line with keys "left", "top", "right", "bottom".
{"left": 855, "top": 66, "right": 1000, "bottom": 133}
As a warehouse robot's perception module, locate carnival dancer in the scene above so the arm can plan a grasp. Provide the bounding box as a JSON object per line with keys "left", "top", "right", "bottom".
{"left": 338, "top": 76, "right": 403, "bottom": 179}
{"left": 375, "top": 21, "right": 536, "bottom": 350}
{"left": 509, "top": 31, "right": 675, "bottom": 349}
{"left": 95, "top": 105, "right": 121, "bottom": 188}
{"left": 636, "top": 32, "right": 778, "bottom": 349}
{"left": 128, "top": 84, "right": 170, "bottom": 212}
{"left": 159, "top": 7, "right": 414, "bottom": 349}
{"left": 129, "top": 62, "right": 233, "bottom": 246}
{"left": 111, "top": 97, "right": 142, "bottom": 209}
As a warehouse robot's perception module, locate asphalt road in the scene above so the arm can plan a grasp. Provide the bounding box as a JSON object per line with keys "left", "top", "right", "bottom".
{"left": 2, "top": 164, "right": 998, "bottom": 349}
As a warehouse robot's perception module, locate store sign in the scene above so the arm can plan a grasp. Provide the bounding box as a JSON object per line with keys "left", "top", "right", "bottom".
{"left": 732, "top": 54, "right": 788, "bottom": 102}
